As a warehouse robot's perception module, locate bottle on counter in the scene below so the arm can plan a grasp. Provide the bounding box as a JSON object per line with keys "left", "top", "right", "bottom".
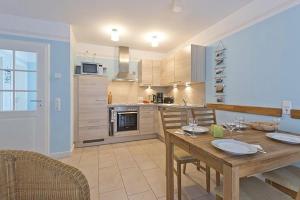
{"left": 108, "top": 91, "right": 112, "bottom": 104}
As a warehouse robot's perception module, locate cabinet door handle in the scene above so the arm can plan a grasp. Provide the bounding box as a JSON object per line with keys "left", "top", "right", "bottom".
{"left": 88, "top": 119, "right": 99, "bottom": 123}
{"left": 87, "top": 126, "right": 100, "bottom": 130}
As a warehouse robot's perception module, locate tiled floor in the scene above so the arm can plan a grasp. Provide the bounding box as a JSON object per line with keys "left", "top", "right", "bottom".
{"left": 59, "top": 139, "right": 217, "bottom": 200}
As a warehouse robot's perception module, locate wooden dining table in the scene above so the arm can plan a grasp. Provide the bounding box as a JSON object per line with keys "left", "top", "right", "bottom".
{"left": 165, "top": 129, "right": 300, "bottom": 200}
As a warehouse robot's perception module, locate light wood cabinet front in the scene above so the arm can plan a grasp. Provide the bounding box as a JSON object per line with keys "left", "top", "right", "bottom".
{"left": 166, "top": 56, "right": 175, "bottom": 84}
{"left": 139, "top": 59, "right": 161, "bottom": 86}
{"left": 160, "top": 59, "right": 168, "bottom": 86}
{"left": 174, "top": 47, "right": 191, "bottom": 83}
{"left": 152, "top": 60, "right": 161, "bottom": 86}
{"left": 139, "top": 106, "right": 155, "bottom": 135}
{"left": 74, "top": 75, "right": 109, "bottom": 145}
{"left": 139, "top": 59, "right": 153, "bottom": 86}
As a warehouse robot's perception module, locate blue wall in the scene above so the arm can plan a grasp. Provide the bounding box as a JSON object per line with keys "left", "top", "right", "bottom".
{"left": 206, "top": 5, "right": 300, "bottom": 133}
{"left": 0, "top": 34, "right": 71, "bottom": 154}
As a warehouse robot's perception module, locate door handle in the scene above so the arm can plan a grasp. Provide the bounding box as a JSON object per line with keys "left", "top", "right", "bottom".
{"left": 30, "top": 100, "right": 42, "bottom": 103}
{"left": 30, "top": 99, "right": 43, "bottom": 107}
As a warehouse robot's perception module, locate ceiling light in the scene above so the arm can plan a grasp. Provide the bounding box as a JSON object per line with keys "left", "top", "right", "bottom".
{"left": 172, "top": 0, "right": 184, "bottom": 13}
{"left": 151, "top": 35, "right": 159, "bottom": 47}
{"left": 111, "top": 28, "right": 119, "bottom": 41}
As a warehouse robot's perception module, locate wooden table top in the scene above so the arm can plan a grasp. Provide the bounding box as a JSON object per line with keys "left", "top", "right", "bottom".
{"left": 167, "top": 129, "right": 300, "bottom": 168}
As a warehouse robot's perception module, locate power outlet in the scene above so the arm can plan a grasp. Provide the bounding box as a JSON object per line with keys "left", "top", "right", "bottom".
{"left": 282, "top": 100, "right": 292, "bottom": 115}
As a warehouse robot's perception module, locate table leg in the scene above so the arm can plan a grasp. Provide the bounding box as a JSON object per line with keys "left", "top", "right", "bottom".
{"left": 166, "top": 133, "right": 174, "bottom": 200}
{"left": 223, "top": 165, "right": 239, "bottom": 200}
{"left": 296, "top": 189, "right": 300, "bottom": 200}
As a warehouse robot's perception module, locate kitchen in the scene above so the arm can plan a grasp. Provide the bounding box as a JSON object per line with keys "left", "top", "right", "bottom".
{"left": 0, "top": 1, "right": 300, "bottom": 200}
{"left": 73, "top": 44, "right": 206, "bottom": 147}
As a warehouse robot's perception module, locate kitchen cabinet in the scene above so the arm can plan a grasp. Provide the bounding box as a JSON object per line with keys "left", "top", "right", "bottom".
{"left": 138, "top": 59, "right": 161, "bottom": 86}
{"left": 74, "top": 75, "right": 109, "bottom": 147}
{"left": 152, "top": 60, "right": 161, "bottom": 86}
{"left": 139, "top": 106, "right": 156, "bottom": 135}
{"left": 160, "top": 58, "right": 169, "bottom": 86}
{"left": 160, "top": 56, "right": 175, "bottom": 86}
{"left": 175, "top": 44, "right": 206, "bottom": 83}
{"left": 160, "top": 44, "right": 206, "bottom": 86}
{"left": 138, "top": 59, "right": 153, "bottom": 85}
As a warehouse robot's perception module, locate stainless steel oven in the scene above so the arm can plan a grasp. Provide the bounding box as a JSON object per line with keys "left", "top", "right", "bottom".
{"left": 112, "top": 106, "right": 139, "bottom": 136}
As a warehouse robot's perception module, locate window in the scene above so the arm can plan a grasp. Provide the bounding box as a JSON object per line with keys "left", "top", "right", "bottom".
{"left": 0, "top": 49, "right": 37, "bottom": 111}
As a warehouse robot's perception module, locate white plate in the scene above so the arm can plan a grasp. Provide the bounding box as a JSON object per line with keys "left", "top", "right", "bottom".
{"left": 211, "top": 139, "right": 258, "bottom": 155}
{"left": 266, "top": 132, "right": 300, "bottom": 144}
{"left": 182, "top": 126, "right": 209, "bottom": 134}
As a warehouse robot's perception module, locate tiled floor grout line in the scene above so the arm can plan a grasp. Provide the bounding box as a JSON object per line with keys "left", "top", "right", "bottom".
{"left": 129, "top": 144, "right": 161, "bottom": 200}
{"left": 112, "top": 147, "right": 129, "bottom": 200}
{"left": 138, "top": 143, "right": 167, "bottom": 199}
{"left": 97, "top": 147, "right": 100, "bottom": 199}
{"left": 63, "top": 140, "right": 216, "bottom": 200}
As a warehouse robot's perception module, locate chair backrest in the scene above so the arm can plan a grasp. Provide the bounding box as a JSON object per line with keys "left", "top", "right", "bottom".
{"left": 159, "top": 107, "right": 189, "bottom": 138}
{"left": 191, "top": 107, "right": 216, "bottom": 127}
{"left": 0, "top": 152, "right": 16, "bottom": 200}
{"left": 0, "top": 150, "right": 90, "bottom": 200}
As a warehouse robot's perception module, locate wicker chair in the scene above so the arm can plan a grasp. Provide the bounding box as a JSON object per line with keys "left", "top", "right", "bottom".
{"left": 0, "top": 150, "right": 90, "bottom": 200}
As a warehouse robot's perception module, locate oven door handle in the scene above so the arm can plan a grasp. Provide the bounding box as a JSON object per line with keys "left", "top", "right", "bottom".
{"left": 117, "top": 112, "right": 138, "bottom": 115}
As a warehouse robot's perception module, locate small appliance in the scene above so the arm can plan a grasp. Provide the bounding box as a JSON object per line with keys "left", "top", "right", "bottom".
{"left": 156, "top": 93, "right": 164, "bottom": 103}
{"left": 76, "top": 62, "right": 103, "bottom": 75}
{"left": 163, "top": 96, "right": 174, "bottom": 104}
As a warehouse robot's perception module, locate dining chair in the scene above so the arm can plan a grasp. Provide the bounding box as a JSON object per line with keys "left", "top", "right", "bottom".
{"left": 215, "top": 176, "right": 293, "bottom": 200}
{"left": 0, "top": 150, "right": 90, "bottom": 200}
{"left": 160, "top": 107, "right": 210, "bottom": 200}
{"left": 191, "top": 107, "right": 221, "bottom": 188}
{"left": 263, "top": 165, "right": 300, "bottom": 199}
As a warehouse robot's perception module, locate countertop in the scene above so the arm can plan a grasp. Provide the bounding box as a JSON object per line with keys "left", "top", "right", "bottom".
{"left": 107, "top": 103, "right": 204, "bottom": 108}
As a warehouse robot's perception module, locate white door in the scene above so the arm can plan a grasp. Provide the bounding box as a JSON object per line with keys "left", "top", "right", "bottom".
{"left": 0, "top": 39, "right": 49, "bottom": 154}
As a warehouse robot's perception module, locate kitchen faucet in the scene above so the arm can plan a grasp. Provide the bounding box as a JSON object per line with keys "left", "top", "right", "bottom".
{"left": 182, "top": 98, "right": 187, "bottom": 106}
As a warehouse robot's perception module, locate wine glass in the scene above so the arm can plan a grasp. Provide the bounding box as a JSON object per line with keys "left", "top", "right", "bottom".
{"left": 224, "top": 122, "right": 236, "bottom": 137}
{"left": 272, "top": 117, "right": 281, "bottom": 132}
{"left": 235, "top": 116, "right": 245, "bottom": 131}
{"left": 188, "top": 118, "right": 197, "bottom": 136}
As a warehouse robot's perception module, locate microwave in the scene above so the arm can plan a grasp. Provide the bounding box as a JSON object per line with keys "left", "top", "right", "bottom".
{"left": 76, "top": 62, "right": 103, "bottom": 75}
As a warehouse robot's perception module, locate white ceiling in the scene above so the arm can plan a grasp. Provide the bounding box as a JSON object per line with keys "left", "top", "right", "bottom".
{"left": 0, "top": 0, "right": 253, "bottom": 52}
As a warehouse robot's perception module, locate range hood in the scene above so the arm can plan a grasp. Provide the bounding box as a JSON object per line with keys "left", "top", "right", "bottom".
{"left": 113, "top": 46, "right": 136, "bottom": 82}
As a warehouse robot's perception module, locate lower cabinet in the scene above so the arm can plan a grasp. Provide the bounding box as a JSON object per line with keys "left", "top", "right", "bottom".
{"left": 139, "top": 106, "right": 156, "bottom": 135}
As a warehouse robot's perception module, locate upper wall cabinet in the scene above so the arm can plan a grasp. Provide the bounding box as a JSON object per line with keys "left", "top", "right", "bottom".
{"left": 138, "top": 59, "right": 161, "bottom": 86}
{"left": 152, "top": 60, "right": 161, "bottom": 86}
{"left": 161, "top": 44, "right": 206, "bottom": 85}
{"left": 139, "top": 44, "right": 205, "bottom": 87}
{"left": 160, "top": 56, "right": 175, "bottom": 86}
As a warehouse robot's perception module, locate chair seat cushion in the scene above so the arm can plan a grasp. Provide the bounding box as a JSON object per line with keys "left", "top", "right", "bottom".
{"left": 263, "top": 165, "right": 300, "bottom": 192}
{"left": 174, "top": 146, "right": 195, "bottom": 161}
{"left": 215, "top": 176, "right": 292, "bottom": 200}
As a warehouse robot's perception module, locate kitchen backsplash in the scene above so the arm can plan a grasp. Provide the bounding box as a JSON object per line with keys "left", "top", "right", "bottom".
{"left": 107, "top": 81, "right": 168, "bottom": 103}
{"left": 167, "top": 83, "right": 205, "bottom": 105}
{"left": 108, "top": 81, "right": 205, "bottom": 105}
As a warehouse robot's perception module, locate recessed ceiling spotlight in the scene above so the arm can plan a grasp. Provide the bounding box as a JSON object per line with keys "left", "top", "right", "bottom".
{"left": 172, "top": 0, "right": 184, "bottom": 13}
{"left": 151, "top": 35, "right": 159, "bottom": 47}
{"left": 111, "top": 28, "right": 119, "bottom": 42}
